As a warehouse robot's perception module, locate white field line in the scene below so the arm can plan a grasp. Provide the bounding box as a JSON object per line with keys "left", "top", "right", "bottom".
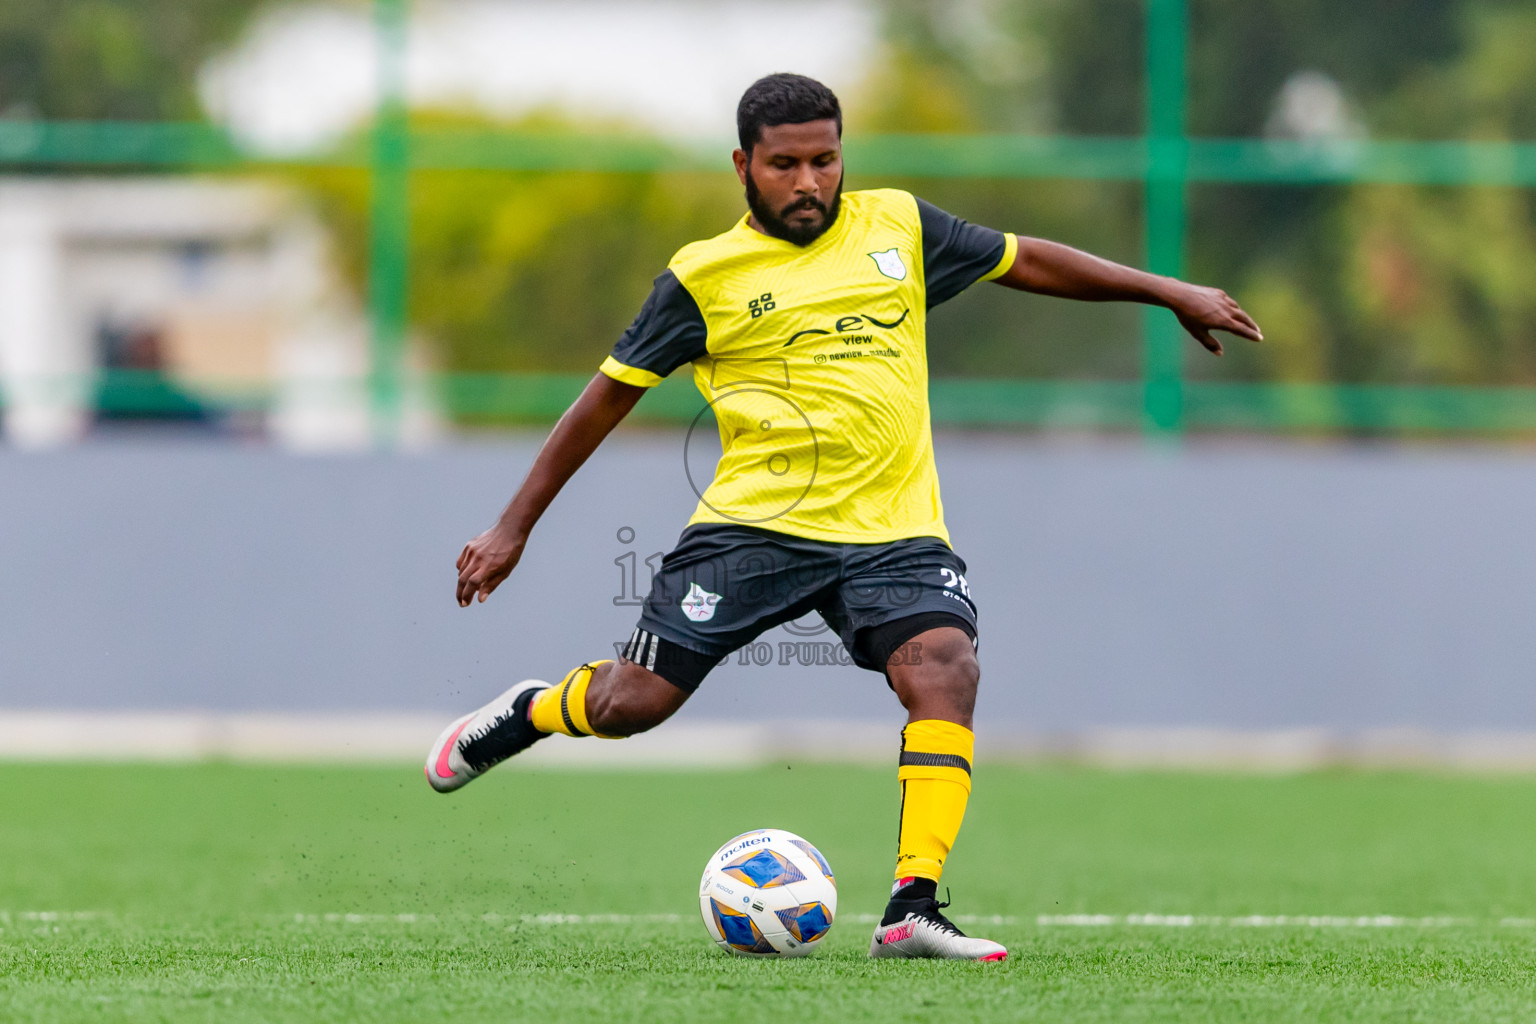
{"left": 0, "top": 910, "right": 106, "bottom": 934}
{"left": 513, "top": 913, "right": 1536, "bottom": 929}
{"left": 8, "top": 909, "right": 1534, "bottom": 930}
{"left": 1034, "top": 913, "right": 1499, "bottom": 928}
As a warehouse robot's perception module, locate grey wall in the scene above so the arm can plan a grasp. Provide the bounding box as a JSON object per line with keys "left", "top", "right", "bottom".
{"left": 3, "top": 433, "right": 1534, "bottom": 732}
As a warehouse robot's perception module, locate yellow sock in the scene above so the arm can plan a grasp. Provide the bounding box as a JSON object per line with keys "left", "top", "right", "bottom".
{"left": 894, "top": 719, "right": 974, "bottom": 882}
{"left": 529, "top": 662, "right": 616, "bottom": 738}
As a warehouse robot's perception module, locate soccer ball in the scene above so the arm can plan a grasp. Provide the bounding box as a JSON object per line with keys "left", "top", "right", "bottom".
{"left": 698, "top": 828, "right": 837, "bottom": 957}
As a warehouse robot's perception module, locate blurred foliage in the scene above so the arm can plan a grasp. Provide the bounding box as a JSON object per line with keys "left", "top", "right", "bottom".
{"left": 9, "top": 0, "right": 1536, "bottom": 400}
{"left": 0, "top": 0, "right": 261, "bottom": 120}
{"left": 852, "top": 1, "right": 1147, "bottom": 378}
{"left": 1198, "top": 2, "right": 1536, "bottom": 385}
{"left": 867, "top": 0, "right": 1536, "bottom": 388}
{"left": 865, "top": 0, "right": 1142, "bottom": 135}
{"left": 303, "top": 113, "right": 743, "bottom": 385}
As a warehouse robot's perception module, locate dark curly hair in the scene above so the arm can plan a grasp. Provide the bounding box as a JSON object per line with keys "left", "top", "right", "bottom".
{"left": 736, "top": 73, "right": 842, "bottom": 154}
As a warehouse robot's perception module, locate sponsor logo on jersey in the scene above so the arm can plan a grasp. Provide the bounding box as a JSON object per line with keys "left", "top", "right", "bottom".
{"left": 868, "top": 247, "right": 907, "bottom": 281}
{"left": 782, "top": 308, "right": 909, "bottom": 348}
{"left": 681, "top": 581, "right": 722, "bottom": 622}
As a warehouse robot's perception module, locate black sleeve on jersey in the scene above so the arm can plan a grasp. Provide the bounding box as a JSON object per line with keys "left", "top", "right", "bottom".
{"left": 916, "top": 197, "right": 1009, "bottom": 308}
{"left": 608, "top": 269, "right": 709, "bottom": 379}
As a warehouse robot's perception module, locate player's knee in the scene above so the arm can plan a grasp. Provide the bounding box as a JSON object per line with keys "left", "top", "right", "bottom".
{"left": 923, "top": 629, "right": 979, "bottom": 677}
{"left": 899, "top": 630, "right": 979, "bottom": 719}
{"left": 931, "top": 642, "right": 980, "bottom": 710}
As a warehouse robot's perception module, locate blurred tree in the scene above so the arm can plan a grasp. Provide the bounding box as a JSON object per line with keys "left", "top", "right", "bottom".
{"left": 862, "top": 0, "right": 1536, "bottom": 390}
{"left": 1342, "top": 185, "right": 1536, "bottom": 384}
{"left": 1332, "top": 4, "right": 1536, "bottom": 386}
{"left": 281, "top": 0, "right": 1536, "bottom": 405}
{"left": 851, "top": 1, "right": 1144, "bottom": 379}
{"left": 8, "top": 0, "right": 1536, "bottom": 402}
{"left": 304, "top": 113, "right": 743, "bottom": 417}
{"left": 1186, "top": 0, "right": 1463, "bottom": 138}
{"left": 0, "top": 0, "right": 261, "bottom": 120}
{"left": 864, "top": 0, "right": 1145, "bottom": 135}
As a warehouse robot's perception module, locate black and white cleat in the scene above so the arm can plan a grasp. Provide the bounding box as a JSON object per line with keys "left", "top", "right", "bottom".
{"left": 424, "top": 679, "right": 549, "bottom": 793}
{"left": 869, "top": 894, "right": 1007, "bottom": 961}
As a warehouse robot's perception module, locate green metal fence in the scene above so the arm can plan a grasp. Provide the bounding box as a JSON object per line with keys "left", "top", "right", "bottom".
{"left": 6, "top": 0, "right": 1536, "bottom": 438}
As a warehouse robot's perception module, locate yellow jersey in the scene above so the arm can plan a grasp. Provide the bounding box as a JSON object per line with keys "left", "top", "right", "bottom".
{"left": 600, "top": 188, "right": 1016, "bottom": 546}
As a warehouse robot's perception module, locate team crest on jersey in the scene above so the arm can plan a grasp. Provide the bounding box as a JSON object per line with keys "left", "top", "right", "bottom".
{"left": 681, "top": 582, "right": 723, "bottom": 622}
{"left": 868, "top": 248, "right": 907, "bottom": 281}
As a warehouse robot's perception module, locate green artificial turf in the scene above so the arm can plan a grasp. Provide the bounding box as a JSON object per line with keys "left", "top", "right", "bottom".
{"left": 2, "top": 762, "right": 1534, "bottom": 1022}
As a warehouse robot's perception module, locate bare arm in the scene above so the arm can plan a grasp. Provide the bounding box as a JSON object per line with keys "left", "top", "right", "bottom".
{"left": 995, "top": 236, "right": 1263, "bottom": 355}
{"left": 455, "top": 372, "right": 646, "bottom": 607}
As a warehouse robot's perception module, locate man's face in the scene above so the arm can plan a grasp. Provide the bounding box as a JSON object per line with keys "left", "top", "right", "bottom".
{"left": 733, "top": 120, "right": 843, "bottom": 246}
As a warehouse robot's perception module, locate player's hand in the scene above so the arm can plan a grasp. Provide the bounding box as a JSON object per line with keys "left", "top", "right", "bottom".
{"left": 455, "top": 524, "right": 526, "bottom": 607}
{"left": 1165, "top": 283, "right": 1263, "bottom": 356}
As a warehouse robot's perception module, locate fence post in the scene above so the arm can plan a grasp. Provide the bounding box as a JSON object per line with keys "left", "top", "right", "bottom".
{"left": 368, "top": 0, "right": 410, "bottom": 446}
{"left": 1143, "top": 0, "right": 1188, "bottom": 435}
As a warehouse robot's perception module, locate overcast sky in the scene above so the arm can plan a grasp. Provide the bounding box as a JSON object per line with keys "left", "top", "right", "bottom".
{"left": 200, "top": 0, "right": 878, "bottom": 153}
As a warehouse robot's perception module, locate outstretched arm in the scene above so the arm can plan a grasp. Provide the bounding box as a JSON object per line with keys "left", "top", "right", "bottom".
{"left": 455, "top": 372, "right": 646, "bottom": 607}
{"left": 994, "top": 236, "right": 1263, "bottom": 355}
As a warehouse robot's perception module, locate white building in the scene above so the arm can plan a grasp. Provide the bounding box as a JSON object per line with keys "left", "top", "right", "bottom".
{"left": 0, "top": 177, "right": 439, "bottom": 450}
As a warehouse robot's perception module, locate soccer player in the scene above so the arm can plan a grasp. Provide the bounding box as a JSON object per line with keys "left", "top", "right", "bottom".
{"left": 427, "top": 73, "right": 1261, "bottom": 961}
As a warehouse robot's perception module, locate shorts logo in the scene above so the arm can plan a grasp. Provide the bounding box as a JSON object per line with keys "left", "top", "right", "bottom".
{"left": 681, "top": 581, "right": 723, "bottom": 622}
{"left": 868, "top": 248, "right": 907, "bottom": 281}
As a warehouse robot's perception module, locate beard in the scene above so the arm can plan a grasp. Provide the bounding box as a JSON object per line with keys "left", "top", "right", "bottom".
{"left": 744, "top": 167, "right": 843, "bottom": 246}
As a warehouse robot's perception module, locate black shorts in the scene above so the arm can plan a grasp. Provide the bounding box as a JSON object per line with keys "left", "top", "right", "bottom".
{"left": 626, "top": 524, "right": 978, "bottom": 691}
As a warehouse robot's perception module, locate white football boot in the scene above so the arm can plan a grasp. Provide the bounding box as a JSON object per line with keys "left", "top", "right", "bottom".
{"left": 424, "top": 679, "right": 548, "bottom": 793}
{"left": 869, "top": 893, "right": 1008, "bottom": 961}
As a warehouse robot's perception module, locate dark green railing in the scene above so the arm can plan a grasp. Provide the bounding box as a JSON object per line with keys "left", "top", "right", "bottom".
{"left": 72, "top": 370, "right": 1536, "bottom": 436}
{"left": 9, "top": 120, "right": 1536, "bottom": 187}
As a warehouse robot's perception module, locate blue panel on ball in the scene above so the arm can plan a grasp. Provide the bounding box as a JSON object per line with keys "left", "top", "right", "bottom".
{"left": 711, "top": 900, "right": 759, "bottom": 947}
{"left": 774, "top": 902, "right": 832, "bottom": 943}
{"left": 722, "top": 849, "right": 805, "bottom": 888}
{"left": 711, "top": 898, "right": 776, "bottom": 954}
{"left": 790, "top": 839, "right": 834, "bottom": 882}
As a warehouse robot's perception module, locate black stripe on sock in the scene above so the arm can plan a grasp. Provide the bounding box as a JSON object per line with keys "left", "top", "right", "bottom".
{"left": 559, "top": 681, "right": 578, "bottom": 736}
{"left": 899, "top": 751, "right": 972, "bottom": 774}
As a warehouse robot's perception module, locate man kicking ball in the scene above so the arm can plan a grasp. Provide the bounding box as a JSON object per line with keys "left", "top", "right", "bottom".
{"left": 426, "top": 73, "right": 1262, "bottom": 961}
